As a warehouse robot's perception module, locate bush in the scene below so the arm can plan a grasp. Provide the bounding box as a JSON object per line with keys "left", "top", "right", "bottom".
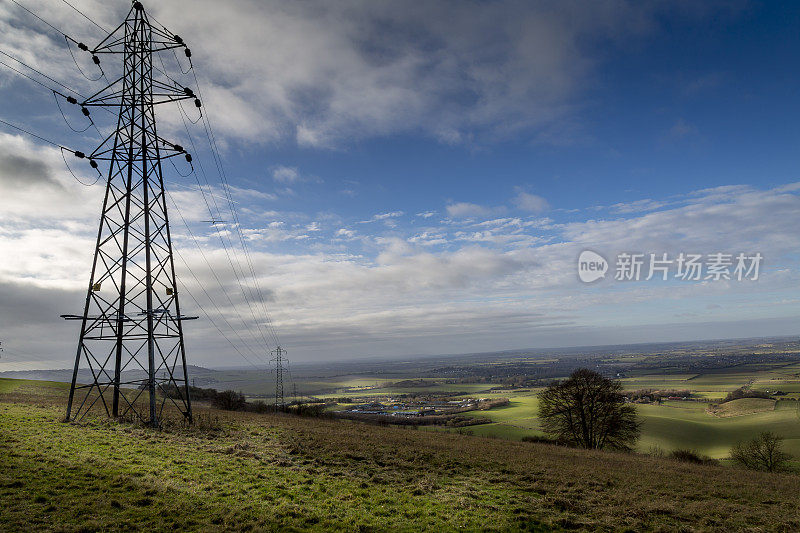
{"left": 730, "top": 432, "right": 792, "bottom": 472}
{"left": 521, "top": 435, "right": 564, "bottom": 446}
{"left": 670, "top": 449, "right": 716, "bottom": 465}
{"left": 160, "top": 383, "right": 219, "bottom": 402}
{"left": 211, "top": 390, "right": 247, "bottom": 411}
{"left": 647, "top": 445, "right": 665, "bottom": 457}
{"left": 722, "top": 387, "right": 771, "bottom": 403}
{"left": 248, "top": 400, "right": 272, "bottom": 413}
{"left": 294, "top": 403, "right": 333, "bottom": 418}
{"left": 445, "top": 416, "right": 491, "bottom": 427}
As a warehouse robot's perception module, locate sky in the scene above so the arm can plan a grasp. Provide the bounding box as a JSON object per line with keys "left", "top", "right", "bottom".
{"left": 2, "top": 0, "right": 800, "bottom": 370}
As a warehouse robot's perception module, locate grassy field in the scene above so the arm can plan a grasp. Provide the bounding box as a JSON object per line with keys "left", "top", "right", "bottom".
{"left": 298, "top": 358, "right": 800, "bottom": 466}
{"left": 709, "top": 398, "right": 776, "bottom": 417}
{"left": 635, "top": 401, "right": 800, "bottom": 459}
{"left": 431, "top": 387, "right": 800, "bottom": 462}
{"left": 3, "top": 378, "right": 800, "bottom": 531}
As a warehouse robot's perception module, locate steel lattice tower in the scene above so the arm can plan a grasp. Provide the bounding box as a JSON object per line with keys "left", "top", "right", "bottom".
{"left": 63, "top": 1, "right": 200, "bottom": 426}
{"left": 272, "top": 346, "right": 285, "bottom": 407}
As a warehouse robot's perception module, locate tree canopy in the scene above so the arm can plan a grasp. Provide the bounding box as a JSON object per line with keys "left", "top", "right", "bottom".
{"left": 538, "top": 368, "right": 640, "bottom": 450}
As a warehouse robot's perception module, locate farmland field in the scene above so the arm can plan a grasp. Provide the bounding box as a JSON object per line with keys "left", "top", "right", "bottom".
{"left": 269, "top": 340, "right": 800, "bottom": 464}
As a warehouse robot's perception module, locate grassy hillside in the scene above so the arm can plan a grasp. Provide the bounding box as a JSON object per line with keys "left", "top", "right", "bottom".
{"left": 2, "top": 378, "right": 800, "bottom": 531}
{"left": 433, "top": 388, "right": 800, "bottom": 461}
{"left": 709, "top": 398, "right": 776, "bottom": 417}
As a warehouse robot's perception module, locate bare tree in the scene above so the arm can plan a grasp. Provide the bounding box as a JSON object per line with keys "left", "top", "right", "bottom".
{"left": 730, "top": 432, "right": 792, "bottom": 472}
{"left": 538, "top": 368, "right": 640, "bottom": 450}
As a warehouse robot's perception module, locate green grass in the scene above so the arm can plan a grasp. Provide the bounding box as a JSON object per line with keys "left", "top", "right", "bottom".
{"left": 636, "top": 401, "right": 800, "bottom": 458}
{"left": 0, "top": 377, "right": 70, "bottom": 395}
{"left": 441, "top": 389, "right": 800, "bottom": 463}
{"left": 0, "top": 378, "right": 21, "bottom": 393}
{"left": 709, "top": 398, "right": 776, "bottom": 417}
{"left": 619, "top": 374, "right": 699, "bottom": 390}
{"left": 290, "top": 358, "right": 800, "bottom": 468}
{"left": 4, "top": 379, "right": 800, "bottom": 531}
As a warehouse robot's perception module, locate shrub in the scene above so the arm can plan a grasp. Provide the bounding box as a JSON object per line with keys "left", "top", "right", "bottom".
{"left": 294, "top": 403, "right": 332, "bottom": 418}
{"left": 722, "top": 387, "right": 771, "bottom": 403}
{"left": 670, "top": 449, "right": 716, "bottom": 465}
{"left": 211, "top": 390, "right": 247, "bottom": 411}
{"left": 160, "top": 383, "right": 220, "bottom": 402}
{"left": 647, "top": 445, "right": 665, "bottom": 458}
{"left": 248, "top": 400, "right": 272, "bottom": 413}
{"left": 521, "top": 435, "right": 564, "bottom": 446}
{"left": 730, "top": 432, "right": 792, "bottom": 472}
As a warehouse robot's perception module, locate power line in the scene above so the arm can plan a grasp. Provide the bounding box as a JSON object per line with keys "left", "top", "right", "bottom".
{"left": 10, "top": 0, "right": 67, "bottom": 36}
{"left": 156, "top": 52, "right": 277, "bottom": 349}
{"left": 0, "top": 59, "right": 69, "bottom": 97}
{"left": 8, "top": 0, "right": 113, "bottom": 90}
{"left": 175, "top": 268, "right": 266, "bottom": 372}
{"left": 190, "top": 67, "right": 281, "bottom": 347}
{"left": 187, "top": 121, "right": 279, "bottom": 349}
{"left": 157, "top": 53, "right": 278, "bottom": 352}
{"left": 0, "top": 117, "right": 102, "bottom": 186}
{"left": 166, "top": 190, "right": 272, "bottom": 363}
{"left": 0, "top": 49, "right": 82, "bottom": 96}
{"left": 59, "top": 0, "right": 108, "bottom": 33}
{"left": 0, "top": 117, "right": 66, "bottom": 148}
{"left": 0, "top": 56, "right": 119, "bottom": 128}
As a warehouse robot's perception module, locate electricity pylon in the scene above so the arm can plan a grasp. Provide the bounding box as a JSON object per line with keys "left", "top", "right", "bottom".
{"left": 63, "top": 1, "right": 200, "bottom": 426}
{"left": 272, "top": 346, "right": 286, "bottom": 407}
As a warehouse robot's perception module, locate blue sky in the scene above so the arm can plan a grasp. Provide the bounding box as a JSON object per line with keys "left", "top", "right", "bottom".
{"left": 245, "top": 2, "right": 800, "bottom": 215}
{"left": 2, "top": 0, "right": 800, "bottom": 369}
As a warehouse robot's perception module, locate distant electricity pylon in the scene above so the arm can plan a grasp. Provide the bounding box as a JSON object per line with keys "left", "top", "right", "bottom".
{"left": 62, "top": 1, "right": 200, "bottom": 426}
{"left": 272, "top": 346, "right": 286, "bottom": 407}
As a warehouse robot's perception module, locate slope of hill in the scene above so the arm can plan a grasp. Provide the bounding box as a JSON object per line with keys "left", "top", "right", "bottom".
{"left": 708, "top": 397, "right": 777, "bottom": 418}
{"left": 1, "top": 378, "right": 799, "bottom": 531}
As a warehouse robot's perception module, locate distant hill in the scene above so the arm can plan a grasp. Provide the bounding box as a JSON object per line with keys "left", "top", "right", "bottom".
{"left": 0, "top": 364, "right": 218, "bottom": 385}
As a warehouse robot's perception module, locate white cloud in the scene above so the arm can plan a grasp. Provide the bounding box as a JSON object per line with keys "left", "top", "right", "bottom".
{"left": 0, "top": 133, "right": 103, "bottom": 222}
{"left": 408, "top": 232, "right": 448, "bottom": 246}
{"left": 227, "top": 184, "right": 278, "bottom": 201}
{"left": 335, "top": 228, "right": 356, "bottom": 239}
{"left": 512, "top": 191, "right": 549, "bottom": 213}
{"left": 141, "top": 0, "right": 672, "bottom": 147}
{"left": 272, "top": 165, "right": 299, "bottom": 183}
{"left": 0, "top": 1, "right": 729, "bottom": 155}
{"left": 359, "top": 211, "right": 404, "bottom": 223}
{"left": 610, "top": 198, "right": 669, "bottom": 214}
{"left": 446, "top": 202, "right": 490, "bottom": 218}
{"left": 4, "top": 144, "right": 800, "bottom": 367}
